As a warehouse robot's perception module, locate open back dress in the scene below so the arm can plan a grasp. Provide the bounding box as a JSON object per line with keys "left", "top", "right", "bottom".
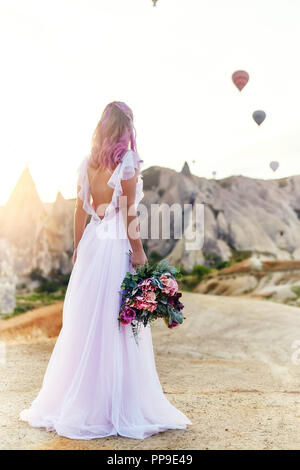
{"left": 20, "top": 150, "right": 191, "bottom": 440}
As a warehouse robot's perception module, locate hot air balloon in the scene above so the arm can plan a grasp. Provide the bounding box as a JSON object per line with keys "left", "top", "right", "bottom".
{"left": 212, "top": 171, "right": 217, "bottom": 178}
{"left": 232, "top": 70, "right": 249, "bottom": 91}
{"left": 252, "top": 110, "right": 266, "bottom": 126}
{"left": 152, "top": 0, "right": 158, "bottom": 6}
{"left": 270, "top": 161, "right": 279, "bottom": 172}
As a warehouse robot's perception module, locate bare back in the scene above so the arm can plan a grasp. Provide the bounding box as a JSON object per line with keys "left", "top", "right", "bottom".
{"left": 87, "top": 166, "right": 115, "bottom": 219}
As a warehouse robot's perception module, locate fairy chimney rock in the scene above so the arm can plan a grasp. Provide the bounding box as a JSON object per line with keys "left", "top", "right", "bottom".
{"left": 181, "top": 161, "right": 191, "bottom": 177}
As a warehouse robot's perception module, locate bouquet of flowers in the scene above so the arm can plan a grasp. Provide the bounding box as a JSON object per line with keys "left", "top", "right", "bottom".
{"left": 118, "top": 259, "right": 184, "bottom": 341}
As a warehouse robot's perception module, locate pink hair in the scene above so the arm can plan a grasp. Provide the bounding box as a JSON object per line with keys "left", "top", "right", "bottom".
{"left": 89, "top": 101, "right": 137, "bottom": 171}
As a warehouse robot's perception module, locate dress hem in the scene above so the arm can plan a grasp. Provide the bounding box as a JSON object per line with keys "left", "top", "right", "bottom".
{"left": 20, "top": 410, "right": 191, "bottom": 441}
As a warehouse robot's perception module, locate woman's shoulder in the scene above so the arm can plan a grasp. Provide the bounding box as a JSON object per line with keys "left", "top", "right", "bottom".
{"left": 107, "top": 151, "right": 142, "bottom": 185}
{"left": 121, "top": 150, "right": 143, "bottom": 169}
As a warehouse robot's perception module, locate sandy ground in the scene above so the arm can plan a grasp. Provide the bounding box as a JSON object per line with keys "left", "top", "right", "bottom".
{"left": 1, "top": 292, "right": 300, "bottom": 450}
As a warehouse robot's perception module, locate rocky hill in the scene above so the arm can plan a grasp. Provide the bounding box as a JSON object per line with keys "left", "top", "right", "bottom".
{"left": 142, "top": 164, "right": 300, "bottom": 270}
{"left": 0, "top": 170, "right": 74, "bottom": 278}
{"left": 1, "top": 162, "right": 300, "bottom": 313}
{"left": 194, "top": 258, "right": 300, "bottom": 307}
{"left": 0, "top": 170, "right": 74, "bottom": 313}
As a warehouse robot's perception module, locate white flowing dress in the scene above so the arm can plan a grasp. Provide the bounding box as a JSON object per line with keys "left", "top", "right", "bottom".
{"left": 20, "top": 150, "right": 191, "bottom": 440}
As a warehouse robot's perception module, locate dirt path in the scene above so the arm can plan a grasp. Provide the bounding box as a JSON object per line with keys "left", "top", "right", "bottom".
{"left": 1, "top": 293, "right": 300, "bottom": 450}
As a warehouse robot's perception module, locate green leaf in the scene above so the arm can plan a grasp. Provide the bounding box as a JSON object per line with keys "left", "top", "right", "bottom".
{"left": 172, "top": 309, "right": 183, "bottom": 324}
{"left": 167, "top": 304, "right": 183, "bottom": 324}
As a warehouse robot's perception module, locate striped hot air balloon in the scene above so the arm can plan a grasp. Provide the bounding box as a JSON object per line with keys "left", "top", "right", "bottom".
{"left": 232, "top": 70, "right": 249, "bottom": 91}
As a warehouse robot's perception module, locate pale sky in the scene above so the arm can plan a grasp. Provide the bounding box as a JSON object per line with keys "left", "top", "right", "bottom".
{"left": 0, "top": 0, "right": 300, "bottom": 204}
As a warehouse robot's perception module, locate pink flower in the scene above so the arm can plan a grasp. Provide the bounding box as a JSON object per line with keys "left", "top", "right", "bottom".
{"left": 119, "top": 306, "right": 136, "bottom": 324}
{"left": 119, "top": 315, "right": 131, "bottom": 324}
{"left": 146, "top": 302, "right": 158, "bottom": 312}
{"left": 139, "top": 278, "right": 157, "bottom": 291}
{"left": 145, "top": 290, "right": 156, "bottom": 302}
{"left": 133, "top": 293, "right": 157, "bottom": 312}
{"left": 160, "top": 274, "right": 178, "bottom": 296}
{"left": 134, "top": 295, "right": 148, "bottom": 309}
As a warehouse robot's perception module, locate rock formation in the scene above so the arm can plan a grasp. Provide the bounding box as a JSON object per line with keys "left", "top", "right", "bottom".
{"left": 194, "top": 258, "right": 300, "bottom": 307}
{"left": 0, "top": 167, "right": 50, "bottom": 276}
{"left": 44, "top": 192, "right": 74, "bottom": 274}
{"left": 0, "top": 239, "right": 17, "bottom": 315}
{"left": 1, "top": 164, "right": 300, "bottom": 289}
{"left": 181, "top": 161, "right": 191, "bottom": 177}
{"left": 142, "top": 167, "right": 300, "bottom": 271}
{"left": 0, "top": 169, "right": 74, "bottom": 280}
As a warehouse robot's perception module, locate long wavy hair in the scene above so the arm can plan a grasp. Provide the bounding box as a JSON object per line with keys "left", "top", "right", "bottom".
{"left": 89, "top": 101, "right": 137, "bottom": 171}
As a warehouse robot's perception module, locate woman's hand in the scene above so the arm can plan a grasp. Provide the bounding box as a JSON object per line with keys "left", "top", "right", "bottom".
{"left": 130, "top": 249, "right": 148, "bottom": 268}
{"left": 72, "top": 249, "right": 77, "bottom": 266}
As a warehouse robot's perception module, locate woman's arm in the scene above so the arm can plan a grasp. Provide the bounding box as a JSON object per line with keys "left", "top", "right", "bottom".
{"left": 73, "top": 186, "right": 87, "bottom": 264}
{"left": 120, "top": 171, "right": 147, "bottom": 268}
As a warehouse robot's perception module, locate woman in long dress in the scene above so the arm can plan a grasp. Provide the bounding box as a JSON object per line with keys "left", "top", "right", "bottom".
{"left": 20, "top": 101, "right": 191, "bottom": 440}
